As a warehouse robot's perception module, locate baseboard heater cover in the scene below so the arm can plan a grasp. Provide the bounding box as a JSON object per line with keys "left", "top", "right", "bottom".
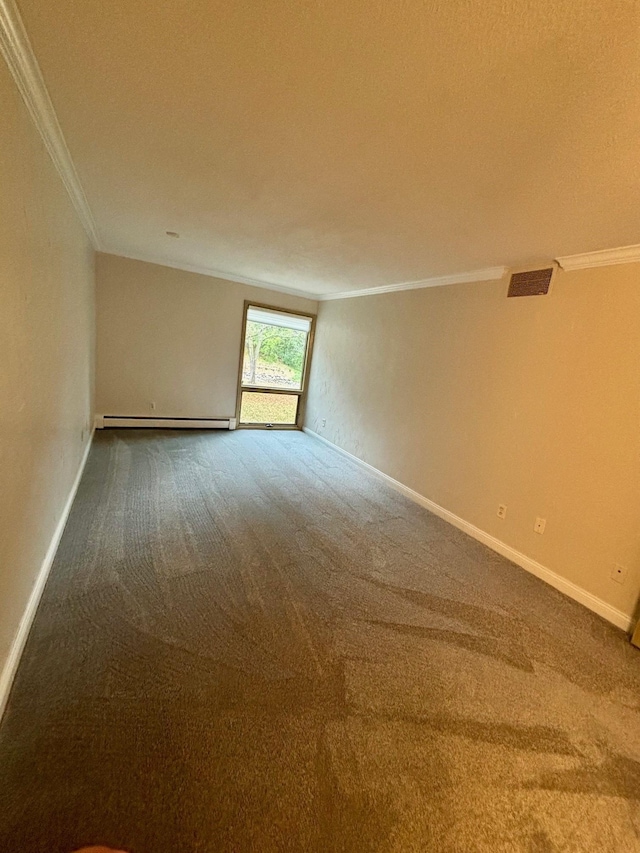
{"left": 96, "top": 416, "right": 236, "bottom": 430}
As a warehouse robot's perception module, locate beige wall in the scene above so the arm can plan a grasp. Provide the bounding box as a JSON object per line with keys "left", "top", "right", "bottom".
{"left": 96, "top": 254, "right": 317, "bottom": 418}
{"left": 306, "top": 266, "right": 640, "bottom": 621}
{"left": 0, "top": 62, "right": 95, "bottom": 679}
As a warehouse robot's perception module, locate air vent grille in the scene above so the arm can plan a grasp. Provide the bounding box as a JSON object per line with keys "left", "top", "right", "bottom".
{"left": 508, "top": 268, "right": 554, "bottom": 297}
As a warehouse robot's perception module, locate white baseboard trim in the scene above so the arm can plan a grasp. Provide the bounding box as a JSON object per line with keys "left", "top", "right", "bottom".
{"left": 303, "top": 428, "right": 634, "bottom": 633}
{"left": 95, "top": 415, "right": 236, "bottom": 430}
{"left": 0, "top": 427, "right": 95, "bottom": 723}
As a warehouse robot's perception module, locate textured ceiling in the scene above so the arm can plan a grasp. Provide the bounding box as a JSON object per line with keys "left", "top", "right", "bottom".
{"left": 16, "top": 0, "right": 640, "bottom": 295}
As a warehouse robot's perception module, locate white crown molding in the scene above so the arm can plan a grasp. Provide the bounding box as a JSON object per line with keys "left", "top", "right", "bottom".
{"left": 106, "top": 251, "right": 510, "bottom": 302}
{"left": 106, "top": 250, "right": 323, "bottom": 301}
{"left": 0, "top": 0, "right": 101, "bottom": 248}
{"left": 556, "top": 244, "right": 640, "bottom": 271}
{"left": 319, "top": 266, "right": 508, "bottom": 300}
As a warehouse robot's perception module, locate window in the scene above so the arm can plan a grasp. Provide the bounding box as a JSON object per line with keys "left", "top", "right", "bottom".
{"left": 236, "top": 303, "right": 315, "bottom": 428}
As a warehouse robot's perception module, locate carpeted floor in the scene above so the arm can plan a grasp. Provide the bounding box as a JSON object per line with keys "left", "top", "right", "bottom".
{"left": 0, "top": 429, "right": 639, "bottom": 852}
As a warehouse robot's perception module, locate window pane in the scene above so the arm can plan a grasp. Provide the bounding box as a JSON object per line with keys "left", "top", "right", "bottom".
{"left": 242, "top": 318, "right": 308, "bottom": 390}
{"left": 240, "top": 392, "right": 298, "bottom": 425}
{"left": 246, "top": 307, "right": 311, "bottom": 333}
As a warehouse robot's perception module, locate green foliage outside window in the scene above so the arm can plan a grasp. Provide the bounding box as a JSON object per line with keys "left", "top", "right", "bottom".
{"left": 244, "top": 322, "right": 306, "bottom": 384}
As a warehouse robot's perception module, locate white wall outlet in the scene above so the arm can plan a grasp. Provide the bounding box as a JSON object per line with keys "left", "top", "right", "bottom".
{"left": 321, "top": 418, "right": 326, "bottom": 428}
{"left": 610, "top": 564, "right": 628, "bottom": 585}
{"left": 534, "top": 517, "right": 546, "bottom": 535}
{"left": 497, "top": 504, "right": 507, "bottom": 519}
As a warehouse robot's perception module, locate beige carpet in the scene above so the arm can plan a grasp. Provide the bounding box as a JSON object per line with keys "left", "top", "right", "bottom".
{"left": 0, "top": 429, "right": 639, "bottom": 852}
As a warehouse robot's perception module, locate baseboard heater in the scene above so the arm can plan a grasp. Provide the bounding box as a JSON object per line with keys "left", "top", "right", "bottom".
{"left": 96, "top": 415, "right": 236, "bottom": 430}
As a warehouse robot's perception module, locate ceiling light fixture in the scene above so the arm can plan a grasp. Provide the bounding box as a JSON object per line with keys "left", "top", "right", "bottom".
{"left": 166, "top": 231, "right": 180, "bottom": 238}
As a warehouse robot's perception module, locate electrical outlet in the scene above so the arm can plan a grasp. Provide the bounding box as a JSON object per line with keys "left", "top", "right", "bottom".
{"left": 321, "top": 418, "right": 326, "bottom": 428}
{"left": 610, "top": 564, "right": 628, "bottom": 585}
{"left": 534, "top": 517, "right": 546, "bottom": 535}
{"left": 150, "top": 401, "right": 156, "bottom": 410}
{"left": 497, "top": 504, "right": 507, "bottom": 519}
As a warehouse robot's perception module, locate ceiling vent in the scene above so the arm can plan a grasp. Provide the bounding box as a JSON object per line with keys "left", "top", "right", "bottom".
{"left": 507, "top": 266, "right": 555, "bottom": 297}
